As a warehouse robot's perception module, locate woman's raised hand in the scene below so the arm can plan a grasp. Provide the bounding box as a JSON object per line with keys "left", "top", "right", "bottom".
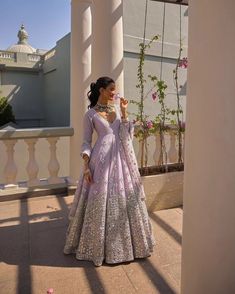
{"left": 120, "top": 97, "right": 128, "bottom": 120}
{"left": 120, "top": 97, "right": 128, "bottom": 111}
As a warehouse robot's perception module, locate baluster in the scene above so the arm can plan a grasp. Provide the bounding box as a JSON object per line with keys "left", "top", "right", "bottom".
{"left": 3, "top": 140, "right": 18, "bottom": 189}
{"left": 25, "top": 138, "right": 40, "bottom": 187}
{"left": 168, "top": 131, "right": 178, "bottom": 163}
{"left": 47, "top": 137, "right": 64, "bottom": 184}
{"left": 182, "top": 132, "right": 185, "bottom": 161}
{"left": 134, "top": 139, "right": 141, "bottom": 167}
{"left": 153, "top": 133, "right": 161, "bottom": 165}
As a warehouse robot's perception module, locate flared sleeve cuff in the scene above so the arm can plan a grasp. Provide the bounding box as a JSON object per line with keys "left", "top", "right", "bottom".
{"left": 80, "top": 142, "right": 92, "bottom": 158}
{"left": 120, "top": 119, "right": 134, "bottom": 140}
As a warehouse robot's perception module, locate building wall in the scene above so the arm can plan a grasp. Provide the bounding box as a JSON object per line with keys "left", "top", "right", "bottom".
{"left": 123, "top": 0, "right": 188, "bottom": 121}
{"left": 0, "top": 68, "right": 44, "bottom": 127}
{"left": 43, "top": 33, "right": 70, "bottom": 127}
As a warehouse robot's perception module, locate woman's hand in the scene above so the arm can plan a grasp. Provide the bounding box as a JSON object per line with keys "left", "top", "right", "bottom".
{"left": 84, "top": 167, "right": 93, "bottom": 184}
{"left": 120, "top": 97, "right": 128, "bottom": 119}
{"left": 82, "top": 153, "right": 93, "bottom": 183}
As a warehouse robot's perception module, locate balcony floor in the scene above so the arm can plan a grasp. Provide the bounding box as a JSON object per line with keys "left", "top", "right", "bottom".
{"left": 0, "top": 195, "right": 182, "bottom": 294}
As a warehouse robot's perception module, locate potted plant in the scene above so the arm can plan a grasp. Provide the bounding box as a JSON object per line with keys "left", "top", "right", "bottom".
{"left": 130, "top": 36, "right": 187, "bottom": 211}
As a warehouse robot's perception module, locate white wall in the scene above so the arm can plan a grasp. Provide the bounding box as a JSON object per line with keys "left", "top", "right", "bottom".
{"left": 123, "top": 0, "right": 188, "bottom": 122}
{"left": 43, "top": 33, "right": 70, "bottom": 127}
{"left": 1, "top": 71, "right": 44, "bottom": 127}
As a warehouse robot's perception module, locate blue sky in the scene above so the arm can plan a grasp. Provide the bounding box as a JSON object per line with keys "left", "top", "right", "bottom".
{"left": 0, "top": 0, "right": 71, "bottom": 50}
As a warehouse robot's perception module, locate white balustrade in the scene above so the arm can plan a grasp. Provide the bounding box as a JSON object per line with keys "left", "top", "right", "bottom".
{"left": 28, "top": 54, "right": 41, "bottom": 62}
{"left": 3, "top": 140, "right": 18, "bottom": 189}
{"left": 25, "top": 138, "right": 40, "bottom": 187}
{"left": 44, "top": 49, "right": 56, "bottom": 60}
{"left": 0, "top": 126, "right": 183, "bottom": 190}
{"left": 0, "top": 127, "right": 74, "bottom": 189}
{"left": 0, "top": 51, "right": 15, "bottom": 60}
{"left": 134, "top": 126, "right": 185, "bottom": 167}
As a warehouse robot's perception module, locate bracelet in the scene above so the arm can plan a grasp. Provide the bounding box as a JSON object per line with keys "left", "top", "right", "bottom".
{"left": 82, "top": 155, "right": 90, "bottom": 164}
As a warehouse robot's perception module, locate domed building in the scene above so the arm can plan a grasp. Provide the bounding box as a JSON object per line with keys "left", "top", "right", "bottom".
{"left": 7, "top": 24, "right": 36, "bottom": 54}
{"left": 0, "top": 24, "right": 70, "bottom": 128}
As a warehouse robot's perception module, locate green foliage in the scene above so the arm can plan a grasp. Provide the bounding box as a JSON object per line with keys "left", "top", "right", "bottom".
{"left": 131, "top": 33, "right": 186, "bottom": 168}
{"left": 135, "top": 35, "right": 159, "bottom": 122}
{"left": 172, "top": 45, "right": 184, "bottom": 163}
{"left": 0, "top": 97, "right": 16, "bottom": 127}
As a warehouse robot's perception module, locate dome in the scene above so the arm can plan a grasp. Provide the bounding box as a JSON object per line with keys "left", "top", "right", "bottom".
{"left": 7, "top": 24, "right": 36, "bottom": 54}
{"left": 7, "top": 44, "right": 36, "bottom": 54}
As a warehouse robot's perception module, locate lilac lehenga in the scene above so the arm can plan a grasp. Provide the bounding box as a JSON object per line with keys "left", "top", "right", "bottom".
{"left": 64, "top": 105, "right": 155, "bottom": 266}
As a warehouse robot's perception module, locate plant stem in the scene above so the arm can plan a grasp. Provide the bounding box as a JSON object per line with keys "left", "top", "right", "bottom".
{"left": 174, "top": 46, "right": 183, "bottom": 164}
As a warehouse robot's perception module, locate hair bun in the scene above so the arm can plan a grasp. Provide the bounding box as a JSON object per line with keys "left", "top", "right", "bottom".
{"left": 90, "top": 82, "right": 96, "bottom": 91}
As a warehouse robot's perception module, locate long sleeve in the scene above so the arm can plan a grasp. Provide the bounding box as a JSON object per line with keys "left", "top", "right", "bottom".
{"left": 80, "top": 111, "right": 94, "bottom": 158}
{"left": 120, "top": 120, "right": 134, "bottom": 141}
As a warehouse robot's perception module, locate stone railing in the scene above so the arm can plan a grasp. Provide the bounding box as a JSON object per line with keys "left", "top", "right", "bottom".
{"left": 0, "top": 50, "right": 16, "bottom": 61}
{"left": 44, "top": 49, "right": 56, "bottom": 61}
{"left": 0, "top": 127, "right": 73, "bottom": 190}
{"left": 134, "top": 126, "right": 185, "bottom": 166}
{"left": 0, "top": 124, "right": 184, "bottom": 191}
{"left": 28, "top": 54, "right": 42, "bottom": 62}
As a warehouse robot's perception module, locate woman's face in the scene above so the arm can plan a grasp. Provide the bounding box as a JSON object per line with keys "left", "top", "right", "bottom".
{"left": 100, "top": 82, "right": 116, "bottom": 102}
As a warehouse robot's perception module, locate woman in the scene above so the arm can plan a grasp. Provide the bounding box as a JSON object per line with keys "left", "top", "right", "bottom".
{"left": 64, "top": 76, "right": 155, "bottom": 266}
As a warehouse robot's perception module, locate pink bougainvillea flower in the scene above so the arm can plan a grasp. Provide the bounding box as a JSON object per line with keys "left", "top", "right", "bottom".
{"left": 47, "top": 288, "right": 54, "bottom": 294}
{"left": 146, "top": 121, "right": 153, "bottom": 129}
{"left": 178, "top": 57, "right": 188, "bottom": 69}
{"left": 152, "top": 92, "right": 158, "bottom": 101}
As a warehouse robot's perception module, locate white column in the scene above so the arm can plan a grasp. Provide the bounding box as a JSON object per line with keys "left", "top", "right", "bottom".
{"left": 69, "top": 0, "right": 92, "bottom": 184}
{"left": 92, "top": 0, "right": 124, "bottom": 94}
{"left": 182, "top": 1, "right": 235, "bottom": 293}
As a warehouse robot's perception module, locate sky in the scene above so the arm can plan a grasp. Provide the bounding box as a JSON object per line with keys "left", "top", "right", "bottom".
{"left": 0, "top": 0, "right": 71, "bottom": 50}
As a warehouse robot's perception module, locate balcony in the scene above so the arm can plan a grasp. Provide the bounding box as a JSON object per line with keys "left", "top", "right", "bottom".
{"left": 0, "top": 124, "right": 183, "bottom": 293}
{"left": 0, "top": 126, "right": 184, "bottom": 204}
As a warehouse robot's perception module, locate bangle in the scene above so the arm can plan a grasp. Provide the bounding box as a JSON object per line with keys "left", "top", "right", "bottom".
{"left": 82, "top": 155, "right": 90, "bottom": 163}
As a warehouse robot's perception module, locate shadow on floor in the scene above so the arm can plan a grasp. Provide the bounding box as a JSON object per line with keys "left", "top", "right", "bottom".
{"left": 0, "top": 197, "right": 179, "bottom": 294}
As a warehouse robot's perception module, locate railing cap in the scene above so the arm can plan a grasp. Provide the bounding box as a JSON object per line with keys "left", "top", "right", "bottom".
{"left": 0, "top": 127, "right": 74, "bottom": 140}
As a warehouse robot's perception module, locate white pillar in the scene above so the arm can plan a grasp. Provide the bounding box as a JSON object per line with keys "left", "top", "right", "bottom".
{"left": 69, "top": 0, "right": 92, "bottom": 184}
{"left": 92, "top": 0, "right": 124, "bottom": 94}
{"left": 182, "top": 1, "right": 235, "bottom": 293}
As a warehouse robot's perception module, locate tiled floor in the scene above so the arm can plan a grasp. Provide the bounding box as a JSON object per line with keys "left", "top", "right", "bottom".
{"left": 0, "top": 195, "right": 182, "bottom": 294}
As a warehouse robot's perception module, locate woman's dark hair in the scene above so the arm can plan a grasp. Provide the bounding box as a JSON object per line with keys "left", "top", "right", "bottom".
{"left": 87, "top": 76, "right": 114, "bottom": 108}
